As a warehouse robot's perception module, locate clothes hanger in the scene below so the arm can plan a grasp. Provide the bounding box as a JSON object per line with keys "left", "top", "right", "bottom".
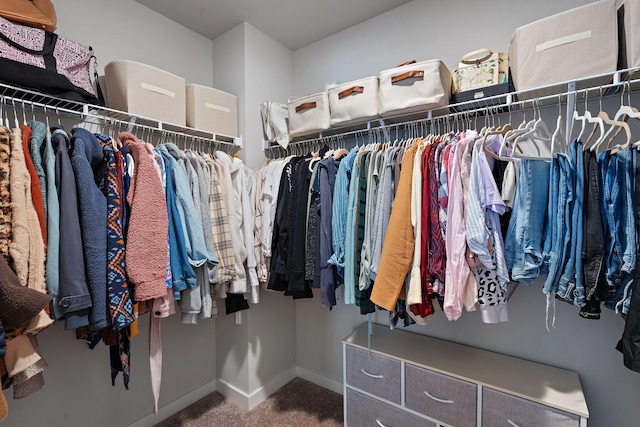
{"left": 550, "top": 97, "right": 566, "bottom": 155}
{"left": 571, "top": 94, "right": 588, "bottom": 144}
{"left": 604, "top": 112, "right": 632, "bottom": 155}
{"left": 501, "top": 101, "right": 535, "bottom": 158}
{"left": 11, "top": 99, "right": 20, "bottom": 129}
{"left": 0, "top": 96, "right": 5, "bottom": 129}
{"left": 482, "top": 124, "right": 513, "bottom": 160}
{"left": 584, "top": 88, "right": 607, "bottom": 151}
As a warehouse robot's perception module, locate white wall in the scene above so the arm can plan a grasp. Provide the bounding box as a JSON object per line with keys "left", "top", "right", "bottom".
{"left": 243, "top": 23, "right": 297, "bottom": 395}
{"left": 292, "top": 1, "right": 640, "bottom": 427}
{"left": 244, "top": 23, "right": 294, "bottom": 169}
{"left": 3, "top": 1, "right": 218, "bottom": 426}
{"left": 211, "top": 22, "right": 297, "bottom": 409}
{"left": 293, "top": 0, "right": 599, "bottom": 95}
{"left": 56, "top": 0, "right": 214, "bottom": 86}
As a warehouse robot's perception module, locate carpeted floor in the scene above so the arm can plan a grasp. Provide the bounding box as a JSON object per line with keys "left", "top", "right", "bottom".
{"left": 154, "top": 377, "right": 344, "bottom": 427}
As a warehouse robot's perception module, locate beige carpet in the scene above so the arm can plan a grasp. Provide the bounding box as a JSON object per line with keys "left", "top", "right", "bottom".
{"left": 154, "top": 377, "right": 344, "bottom": 427}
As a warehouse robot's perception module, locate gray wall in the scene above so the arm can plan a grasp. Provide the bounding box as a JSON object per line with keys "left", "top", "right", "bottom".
{"left": 212, "top": 22, "right": 297, "bottom": 409}
{"left": 292, "top": 1, "right": 640, "bottom": 427}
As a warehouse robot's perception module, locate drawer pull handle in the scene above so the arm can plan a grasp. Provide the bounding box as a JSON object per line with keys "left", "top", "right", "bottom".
{"left": 424, "top": 390, "right": 454, "bottom": 404}
{"left": 360, "top": 368, "right": 384, "bottom": 379}
{"left": 507, "top": 420, "right": 522, "bottom": 427}
{"left": 375, "top": 419, "right": 388, "bottom": 427}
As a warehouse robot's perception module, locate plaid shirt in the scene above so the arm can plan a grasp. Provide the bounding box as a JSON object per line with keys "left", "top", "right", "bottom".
{"left": 204, "top": 155, "right": 236, "bottom": 285}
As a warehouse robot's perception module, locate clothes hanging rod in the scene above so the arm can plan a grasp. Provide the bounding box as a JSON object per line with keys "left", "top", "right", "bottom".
{"left": 275, "top": 67, "right": 640, "bottom": 151}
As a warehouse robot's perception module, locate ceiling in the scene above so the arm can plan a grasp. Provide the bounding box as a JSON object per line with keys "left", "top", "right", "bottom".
{"left": 136, "top": 0, "right": 411, "bottom": 50}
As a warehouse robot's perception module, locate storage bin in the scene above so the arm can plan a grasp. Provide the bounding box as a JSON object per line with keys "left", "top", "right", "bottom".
{"left": 104, "top": 60, "right": 186, "bottom": 125}
{"left": 328, "top": 76, "right": 379, "bottom": 126}
{"left": 186, "top": 84, "right": 238, "bottom": 136}
{"left": 509, "top": 0, "right": 617, "bottom": 98}
{"left": 378, "top": 59, "right": 452, "bottom": 117}
{"left": 618, "top": 0, "right": 640, "bottom": 70}
{"left": 287, "top": 92, "right": 330, "bottom": 137}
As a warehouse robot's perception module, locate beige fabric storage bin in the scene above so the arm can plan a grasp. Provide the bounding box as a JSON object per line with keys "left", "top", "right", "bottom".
{"left": 328, "top": 76, "right": 379, "bottom": 126}
{"left": 619, "top": 0, "right": 640, "bottom": 70}
{"left": 186, "top": 84, "right": 238, "bottom": 136}
{"left": 378, "top": 60, "right": 452, "bottom": 117}
{"left": 288, "top": 92, "right": 330, "bottom": 137}
{"left": 509, "top": 0, "right": 617, "bottom": 98}
{"left": 104, "top": 60, "right": 186, "bottom": 125}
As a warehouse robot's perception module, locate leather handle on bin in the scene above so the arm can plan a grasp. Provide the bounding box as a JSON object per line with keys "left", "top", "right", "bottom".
{"left": 338, "top": 86, "right": 364, "bottom": 99}
{"left": 460, "top": 48, "right": 493, "bottom": 65}
{"left": 395, "top": 60, "right": 417, "bottom": 67}
{"left": 391, "top": 70, "right": 424, "bottom": 83}
{"left": 295, "top": 102, "right": 317, "bottom": 113}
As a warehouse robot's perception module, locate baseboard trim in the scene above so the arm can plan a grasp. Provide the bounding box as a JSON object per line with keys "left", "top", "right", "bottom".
{"left": 216, "top": 366, "right": 298, "bottom": 411}
{"left": 129, "top": 366, "right": 341, "bottom": 426}
{"left": 296, "top": 366, "right": 343, "bottom": 395}
{"left": 128, "top": 380, "right": 216, "bottom": 427}
{"left": 248, "top": 366, "right": 297, "bottom": 409}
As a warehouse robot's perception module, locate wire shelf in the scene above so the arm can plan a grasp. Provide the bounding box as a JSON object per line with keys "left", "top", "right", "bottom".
{"left": 263, "top": 66, "right": 640, "bottom": 157}
{"left": 0, "top": 82, "right": 242, "bottom": 153}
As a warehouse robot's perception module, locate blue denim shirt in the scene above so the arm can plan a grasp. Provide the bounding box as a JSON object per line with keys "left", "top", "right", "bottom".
{"left": 328, "top": 148, "right": 357, "bottom": 280}
{"left": 160, "top": 144, "right": 209, "bottom": 270}
{"left": 44, "top": 130, "right": 63, "bottom": 320}
{"left": 159, "top": 148, "right": 196, "bottom": 294}
{"left": 505, "top": 159, "right": 550, "bottom": 285}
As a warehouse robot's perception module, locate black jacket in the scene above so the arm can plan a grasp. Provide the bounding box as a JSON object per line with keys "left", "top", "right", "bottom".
{"left": 618, "top": 276, "right": 640, "bottom": 372}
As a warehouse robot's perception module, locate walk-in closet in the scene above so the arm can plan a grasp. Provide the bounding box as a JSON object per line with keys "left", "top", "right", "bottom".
{"left": 0, "top": 1, "right": 638, "bottom": 426}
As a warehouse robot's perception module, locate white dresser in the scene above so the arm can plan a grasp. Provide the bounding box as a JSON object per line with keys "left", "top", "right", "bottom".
{"left": 343, "top": 323, "right": 589, "bottom": 427}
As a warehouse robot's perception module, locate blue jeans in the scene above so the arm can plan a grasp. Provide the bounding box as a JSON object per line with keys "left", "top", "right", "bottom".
{"left": 505, "top": 159, "right": 550, "bottom": 284}
{"left": 543, "top": 157, "right": 562, "bottom": 295}
{"left": 557, "top": 141, "right": 585, "bottom": 306}
{"left": 599, "top": 148, "right": 637, "bottom": 314}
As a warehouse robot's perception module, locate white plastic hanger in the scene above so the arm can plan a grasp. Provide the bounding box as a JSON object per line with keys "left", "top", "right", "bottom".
{"left": 550, "top": 115, "right": 566, "bottom": 156}
{"left": 512, "top": 100, "right": 552, "bottom": 159}
{"left": 550, "top": 97, "right": 566, "bottom": 155}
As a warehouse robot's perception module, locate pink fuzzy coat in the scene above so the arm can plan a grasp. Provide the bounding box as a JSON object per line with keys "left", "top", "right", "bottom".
{"left": 120, "top": 132, "right": 168, "bottom": 301}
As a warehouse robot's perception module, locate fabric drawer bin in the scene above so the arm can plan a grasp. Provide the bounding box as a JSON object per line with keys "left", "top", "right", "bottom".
{"left": 405, "top": 363, "right": 477, "bottom": 427}
{"left": 483, "top": 387, "right": 580, "bottom": 427}
{"left": 378, "top": 59, "right": 451, "bottom": 117}
{"left": 509, "top": 0, "right": 617, "bottom": 98}
{"left": 346, "top": 389, "right": 434, "bottom": 427}
{"left": 619, "top": 0, "right": 640, "bottom": 70}
{"left": 288, "top": 92, "right": 330, "bottom": 137}
{"left": 345, "top": 345, "right": 401, "bottom": 404}
{"left": 104, "top": 60, "right": 186, "bottom": 125}
{"left": 186, "top": 84, "right": 238, "bottom": 136}
{"left": 328, "top": 76, "right": 379, "bottom": 126}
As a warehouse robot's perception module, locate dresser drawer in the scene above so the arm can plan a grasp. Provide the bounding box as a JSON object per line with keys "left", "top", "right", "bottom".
{"left": 405, "top": 363, "right": 477, "bottom": 427}
{"left": 346, "top": 388, "right": 435, "bottom": 427}
{"left": 345, "top": 345, "right": 402, "bottom": 404}
{"left": 483, "top": 387, "right": 580, "bottom": 427}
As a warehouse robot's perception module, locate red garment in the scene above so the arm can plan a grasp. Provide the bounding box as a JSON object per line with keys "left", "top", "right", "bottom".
{"left": 411, "top": 143, "right": 436, "bottom": 319}
{"left": 19, "top": 125, "right": 46, "bottom": 246}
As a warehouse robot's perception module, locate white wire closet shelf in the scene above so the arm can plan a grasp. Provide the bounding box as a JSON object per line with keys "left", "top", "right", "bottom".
{"left": 264, "top": 66, "right": 640, "bottom": 157}
{"left": 0, "top": 81, "right": 243, "bottom": 153}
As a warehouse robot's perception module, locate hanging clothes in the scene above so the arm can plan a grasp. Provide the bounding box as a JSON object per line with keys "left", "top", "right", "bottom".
{"left": 0, "top": 126, "right": 11, "bottom": 259}
{"left": 70, "top": 128, "right": 109, "bottom": 331}
{"left": 370, "top": 143, "right": 419, "bottom": 311}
